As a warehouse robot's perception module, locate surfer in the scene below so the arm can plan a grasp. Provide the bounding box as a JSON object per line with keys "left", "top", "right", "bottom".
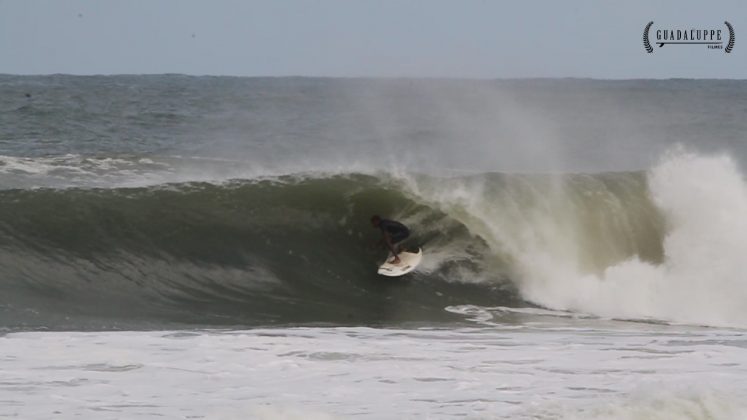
{"left": 371, "top": 215, "right": 410, "bottom": 264}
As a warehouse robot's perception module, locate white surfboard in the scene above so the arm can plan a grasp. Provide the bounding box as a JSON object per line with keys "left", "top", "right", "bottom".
{"left": 377, "top": 248, "right": 423, "bottom": 277}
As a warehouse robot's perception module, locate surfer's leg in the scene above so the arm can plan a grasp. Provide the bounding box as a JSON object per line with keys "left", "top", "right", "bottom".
{"left": 391, "top": 231, "right": 409, "bottom": 253}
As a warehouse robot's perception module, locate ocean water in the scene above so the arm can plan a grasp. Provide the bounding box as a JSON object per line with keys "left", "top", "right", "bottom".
{"left": 1, "top": 75, "right": 747, "bottom": 419}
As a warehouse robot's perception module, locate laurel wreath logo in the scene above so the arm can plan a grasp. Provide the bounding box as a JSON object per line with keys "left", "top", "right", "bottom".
{"left": 643, "top": 21, "right": 654, "bottom": 53}
{"left": 725, "top": 21, "right": 735, "bottom": 53}
{"left": 645, "top": 21, "right": 735, "bottom": 53}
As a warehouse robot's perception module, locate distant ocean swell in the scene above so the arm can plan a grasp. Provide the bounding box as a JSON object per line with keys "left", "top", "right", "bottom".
{"left": 1, "top": 151, "right": 746, "bottom": 329}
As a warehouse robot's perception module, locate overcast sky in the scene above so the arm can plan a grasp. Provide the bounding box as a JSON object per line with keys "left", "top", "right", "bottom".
{"left": 0, "top": 0, "right": 744, "bottom": 78}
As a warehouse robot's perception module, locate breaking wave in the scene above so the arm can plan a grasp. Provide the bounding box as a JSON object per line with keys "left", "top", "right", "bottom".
{"left": 1, "top": 151, "right": 746, "bottom": 329}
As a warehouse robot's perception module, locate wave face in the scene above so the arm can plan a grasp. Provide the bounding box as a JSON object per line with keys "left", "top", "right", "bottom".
{"left": 0, "top": 153, "right": 664, "bottom": 328}
{"left": 2, "top": 154, "right": 747, "bottom": 329}
{"left": 0, "top": 153, "right": 747, "bottom": 328}
{"left": 0, "top": 174, "right": 517, "bottom": 330}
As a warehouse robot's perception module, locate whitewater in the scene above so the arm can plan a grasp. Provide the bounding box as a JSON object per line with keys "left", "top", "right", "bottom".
{"left": 1, "top": 75, "right": 746, "bottom": 419}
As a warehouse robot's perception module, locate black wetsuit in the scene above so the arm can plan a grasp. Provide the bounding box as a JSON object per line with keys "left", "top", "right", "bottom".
{"left": 379, "top": 219, "right": 410, "bottom": 243}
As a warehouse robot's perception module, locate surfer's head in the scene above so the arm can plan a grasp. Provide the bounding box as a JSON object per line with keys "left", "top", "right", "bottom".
{"left": 370, "top": 215, "right": 381, "bottom": 227}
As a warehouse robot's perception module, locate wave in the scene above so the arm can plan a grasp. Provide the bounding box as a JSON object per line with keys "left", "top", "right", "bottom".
{"left": 1, "top": 151, "right": 746, "bottom": 329}
{"left": 0, "top": 173, "right": 516, "bottom": 330}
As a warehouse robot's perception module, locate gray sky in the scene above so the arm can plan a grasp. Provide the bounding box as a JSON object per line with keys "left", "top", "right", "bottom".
{"left": 0, "top": 0, "right": 744, "bottom": 78}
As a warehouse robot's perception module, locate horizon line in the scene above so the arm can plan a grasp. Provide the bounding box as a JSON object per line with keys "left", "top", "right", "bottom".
{"left": 1, "top": 73, "right": 746, "bottom": 82}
